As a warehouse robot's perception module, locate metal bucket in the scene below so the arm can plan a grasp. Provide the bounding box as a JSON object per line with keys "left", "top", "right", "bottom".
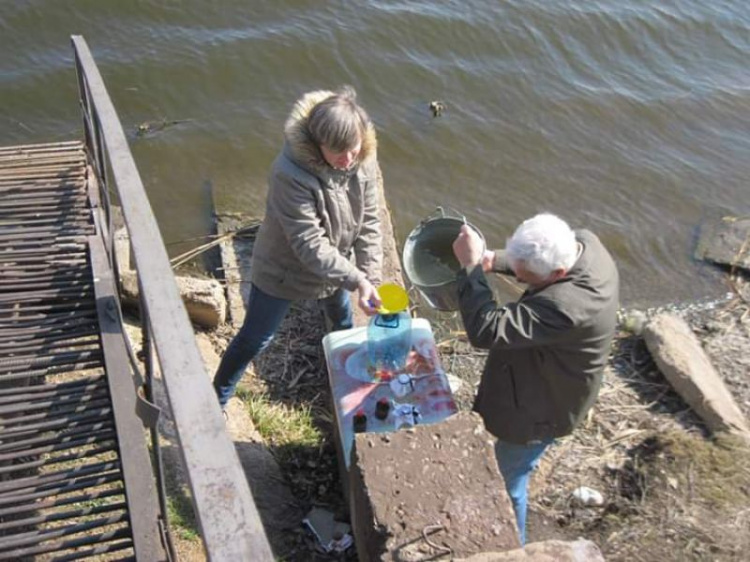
{"left": 402, "top": 207, "right": 485, "bottom": 311}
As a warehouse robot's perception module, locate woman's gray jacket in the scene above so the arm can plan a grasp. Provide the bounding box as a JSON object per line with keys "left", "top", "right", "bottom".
{"left": 251, "top": 90, "right": 383, "bottom": 300}
{"left": 456, "top": 230, "right": 619, "bottom": 444}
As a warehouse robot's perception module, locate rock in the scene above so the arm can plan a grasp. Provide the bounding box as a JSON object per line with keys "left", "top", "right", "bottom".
{"left": 694, "top": 216, "right": 750, "bottom": 271}
{"left": 175, "top": 276, "right": 226, "bottom": 328}
{"left": 619, "top": 309, "right": 647, "bottom": 335}
{"left": 349, "top": 412, "right": 520, "bottom": 561}
{"left": 114, "top": 225, "right": 131, "bottom": 272}
{"left": 446, "top": 372, "right": 464, "bottom": 393}
{"left": 455, "top": 538, "right": 605, "bottom": 561}
{"left": 642, "top": 313, "right": 750, "bottom": 438}
{"left": 571, "top": 486, "right": 604, "bottom": 507}
{"left": 121, "top": 271, "right": 226, "bottom": 329}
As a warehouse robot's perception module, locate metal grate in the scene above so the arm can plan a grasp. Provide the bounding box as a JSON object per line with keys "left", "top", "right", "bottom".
{"left": 0, "top": 142, "right": 136, "bottom": 560}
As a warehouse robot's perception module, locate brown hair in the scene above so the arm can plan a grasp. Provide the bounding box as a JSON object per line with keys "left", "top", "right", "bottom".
{"left": 307, "top": 85, "right": 371, "bottom": 153}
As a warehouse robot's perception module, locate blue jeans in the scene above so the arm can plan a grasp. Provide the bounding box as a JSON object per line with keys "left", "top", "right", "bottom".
{"left": 213, "top": 284, "right": 352, "bottom": 408}
{"left": 495, "top": 438, "right": 554, "bottom": 545}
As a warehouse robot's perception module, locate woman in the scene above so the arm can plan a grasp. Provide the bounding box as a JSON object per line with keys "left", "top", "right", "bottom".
{"left": 214, "top": 86, "right": 383, "bottom": 409}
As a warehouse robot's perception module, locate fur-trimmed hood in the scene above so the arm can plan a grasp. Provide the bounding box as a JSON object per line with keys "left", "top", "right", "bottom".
{"left": 283, "top": 90, "right": 378, "bottom": 176}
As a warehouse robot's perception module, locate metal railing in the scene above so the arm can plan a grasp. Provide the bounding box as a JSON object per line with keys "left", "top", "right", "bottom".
{"left": 71, "top": 35, "right": 274, "bottom": 561}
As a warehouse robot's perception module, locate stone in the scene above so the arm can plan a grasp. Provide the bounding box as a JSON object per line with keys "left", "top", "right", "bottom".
{"left": 351, "top": 171, "right": 404, "bottom": 329}
{"left": 694, "top": 216, "right": 750, "bottom": 271}
{"left": 643, "top": 313, "right": 750, "bottom": 437}
{"left": 114, "top": 226, "right": 131, "bottom": 273}
{"left": 455, "top": 539, "right": 605, "bottom": 561}
{"left": 121, "top": 271, "right": 226, "bottom": 329}
{"left": 619, "top": 309, "right": 647, "bottom": 336}
{"left": 571, "top": 486, "right": 604, "bottom": 507}
{"left": 349, "top": 411, "right": 520, "bottom": 561}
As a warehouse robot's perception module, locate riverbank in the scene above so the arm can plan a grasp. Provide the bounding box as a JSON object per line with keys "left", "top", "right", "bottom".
{"left": 169, "top": 267, "right": 745, "bottom": 561}
{"left": 525, "top": 276, "right": 750, "bottom": 561}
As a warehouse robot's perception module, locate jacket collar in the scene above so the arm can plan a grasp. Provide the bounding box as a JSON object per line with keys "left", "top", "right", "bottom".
{"left": 283, "top": 90, "right": 378, "bottom": 178}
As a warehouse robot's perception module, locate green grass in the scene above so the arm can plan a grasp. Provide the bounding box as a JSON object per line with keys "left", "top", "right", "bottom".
{"left": 236, "top": 388, "right": 321, "bottom": 451}
{"left": 148, "top": 440, "right": 201, "bottom": 543}
{"left": 166, "top": 492, "right": 200, "bottom": 542}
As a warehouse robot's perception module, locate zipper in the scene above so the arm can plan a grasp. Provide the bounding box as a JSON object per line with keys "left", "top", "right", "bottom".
{"left": 508, "top": 366, "right": 520, "bottom": 409}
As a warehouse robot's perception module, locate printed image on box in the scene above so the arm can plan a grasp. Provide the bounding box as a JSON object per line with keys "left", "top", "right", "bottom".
{"left": 322, "top": 318, "right": 458, "bottom": 468}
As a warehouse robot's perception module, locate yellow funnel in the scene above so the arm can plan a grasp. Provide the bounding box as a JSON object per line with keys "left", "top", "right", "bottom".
{"left": 377, "top": 283, "right": 409, "bottom": 314}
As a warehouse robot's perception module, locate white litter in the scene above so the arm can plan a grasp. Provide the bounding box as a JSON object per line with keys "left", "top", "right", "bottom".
{"left": 571, "top": 486, "right": 604, "bottom": 507}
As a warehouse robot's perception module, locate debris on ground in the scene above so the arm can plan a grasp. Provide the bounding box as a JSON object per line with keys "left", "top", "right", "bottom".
{"left": 303, "top": 507, "right": 354, "bottom": 554}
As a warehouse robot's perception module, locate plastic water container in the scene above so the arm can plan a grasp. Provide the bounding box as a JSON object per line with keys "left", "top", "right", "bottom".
{"left": 367, "top": 310, "right": 411, "bottom": 374}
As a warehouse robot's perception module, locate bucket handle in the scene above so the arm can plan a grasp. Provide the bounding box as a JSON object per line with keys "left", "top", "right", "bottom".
{"left": 408, "top": 206, "right": 469, "bottom": 240}
{"left": 421, "top": 206, "right": 467, "bottom": 226}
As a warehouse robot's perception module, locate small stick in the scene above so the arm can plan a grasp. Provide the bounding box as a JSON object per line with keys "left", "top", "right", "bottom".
{"left": 421, "top": 524, "right": 451, "bottom": 556}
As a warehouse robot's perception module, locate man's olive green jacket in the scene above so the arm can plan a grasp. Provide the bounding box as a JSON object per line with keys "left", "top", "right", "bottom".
{"left": 457, "top": 230, "right": 619, "bottom": 444}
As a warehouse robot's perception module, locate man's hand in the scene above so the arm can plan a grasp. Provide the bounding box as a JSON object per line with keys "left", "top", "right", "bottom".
{"left": 481, "top": 249, "right": 496, "bottom": 272}
{"left": 453, "top": 225, "right": 484, "bottom": 269}
{"left": 357, "top": 278, "right": 381, "bottom": 316}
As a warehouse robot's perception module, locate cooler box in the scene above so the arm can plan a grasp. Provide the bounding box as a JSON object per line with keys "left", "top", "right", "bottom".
{"left": 322, "top": 318, "right": 458, "bottom": 469}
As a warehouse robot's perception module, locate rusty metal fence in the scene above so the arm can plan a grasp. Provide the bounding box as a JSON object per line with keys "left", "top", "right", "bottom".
{"left": 71, "top": 35, "right": 273, "bottom": 561}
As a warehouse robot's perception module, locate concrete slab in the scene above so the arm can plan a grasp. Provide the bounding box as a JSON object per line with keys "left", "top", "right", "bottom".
{"left": 695, "top": 216, "right": 750, "bottom": 271}
{"left": 643, "top": 313, "right": 750, "bottom": 438}
{"left": 349, "top": 412, "right": 520, "bottom": 561}
{"left": 456, "top": 539, "right": 605, "bottom": 561}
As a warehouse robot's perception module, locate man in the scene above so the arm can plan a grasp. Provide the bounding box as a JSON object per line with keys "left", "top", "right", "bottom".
{"left": 452, "top": 213, "right": 619, "bottom": 544}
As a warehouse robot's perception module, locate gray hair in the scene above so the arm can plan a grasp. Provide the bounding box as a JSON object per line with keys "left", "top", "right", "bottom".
{"left": 506, "top": 213, "right": 578, "bottom": 277}
{"left": 307, "top": 85, "right": 371, "bottom": 152}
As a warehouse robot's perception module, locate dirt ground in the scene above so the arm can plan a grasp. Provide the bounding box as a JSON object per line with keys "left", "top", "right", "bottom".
{"left": 207, "top": 267, "right": 750, "bottom": 561}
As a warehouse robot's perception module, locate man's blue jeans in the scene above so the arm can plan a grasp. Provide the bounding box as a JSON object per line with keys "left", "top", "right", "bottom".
{"left": 495, "top": 438, "right": 554, "bottom": 545}
{"left": 213, "top": 284, "right": 352, "bottom": 408}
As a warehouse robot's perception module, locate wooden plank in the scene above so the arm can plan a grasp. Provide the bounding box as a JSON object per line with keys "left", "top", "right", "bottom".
{"left": 0, "top": 160, "right": 86, "bottom": 172}
{"left": 0, "top": 159, "right": 85, "bottom": 171}
{"left": 0, "top": 182, "right": 86, "bottom": 193}
{"left": 0, "top": 151, "right": 84, "bottom": 162}
{"left": 0, "top": 141, "right": 82, "bottom": 155}
{"left": 215, "top": 213, "right": 254, "bottom": 329}
{"left": 0, "top": 169, "right": 86, "bottom": 181}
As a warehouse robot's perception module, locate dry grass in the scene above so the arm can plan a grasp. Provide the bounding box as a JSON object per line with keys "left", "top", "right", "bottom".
{"left": 526, "top": 290, "right": 750, "bottom": 561}
{"left": 200, "top": 245, "right": 750, "bottom": 561}
{"left": 238, "top": 388, "right": 322, "bottom": 455}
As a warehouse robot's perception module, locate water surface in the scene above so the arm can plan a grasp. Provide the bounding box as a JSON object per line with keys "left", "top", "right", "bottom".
{"left": 2, "top": 0, "right": 749, "bottom": 306}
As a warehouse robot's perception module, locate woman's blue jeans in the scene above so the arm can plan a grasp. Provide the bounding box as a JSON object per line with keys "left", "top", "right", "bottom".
{"left": 494, "top": 438, "right": 554, "bottom": 545}
{"left": 213, "top": 283, "right": 352, "bottom": 408}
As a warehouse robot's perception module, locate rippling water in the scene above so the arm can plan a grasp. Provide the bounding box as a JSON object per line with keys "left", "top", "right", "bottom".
{"left": 2, "top": 0, "right": 749, "bottom": 306}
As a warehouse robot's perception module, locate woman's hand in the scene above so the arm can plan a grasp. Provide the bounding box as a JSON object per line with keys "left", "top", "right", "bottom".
{"left": 357, "top": 278, "right": 381, "bottom": 316}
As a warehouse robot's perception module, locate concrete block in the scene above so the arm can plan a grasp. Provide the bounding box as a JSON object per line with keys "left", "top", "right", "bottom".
{"left": 456, "top": 539, "right": 605, "bottom": 561}
{"left": 349, "top": 411, "right": 520, "bottom": 561}
{"left": 643, "top": 313, "right": 750, "bottom": 437}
